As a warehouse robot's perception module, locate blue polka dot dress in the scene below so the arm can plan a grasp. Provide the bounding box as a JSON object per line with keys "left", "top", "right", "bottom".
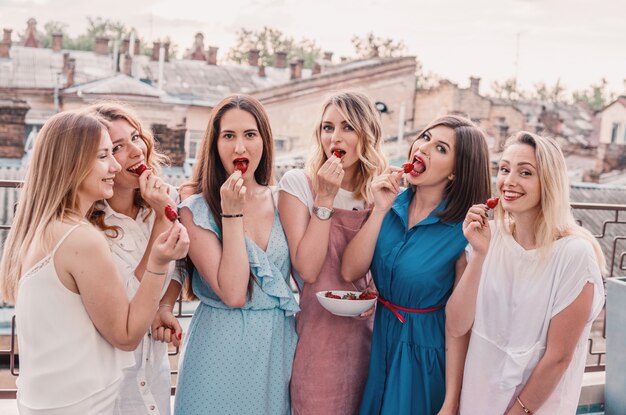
{"left": 174, "top": 194, "right": 299, "bottom": 415}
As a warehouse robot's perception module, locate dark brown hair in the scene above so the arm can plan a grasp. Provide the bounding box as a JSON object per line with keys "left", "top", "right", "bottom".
{"left": 408, "top": 115, "right": 491, "bottom": 223}
{"left": 180, "top": 94, "right": 274, "bottom": 299}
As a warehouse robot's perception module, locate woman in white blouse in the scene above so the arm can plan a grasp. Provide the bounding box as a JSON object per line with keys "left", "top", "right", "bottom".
{"left": 87, "top": 103, "right": 184, "bottom": 415}
{"left": 446, "top": 131, "right": 605, "bottom": 415}
{"left": 0, "top": 111, "right": 188, "bottom": 414}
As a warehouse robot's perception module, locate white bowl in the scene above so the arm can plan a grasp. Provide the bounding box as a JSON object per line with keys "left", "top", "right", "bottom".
{"left": 316, "top": 290, "right": 377, "bottom": 317}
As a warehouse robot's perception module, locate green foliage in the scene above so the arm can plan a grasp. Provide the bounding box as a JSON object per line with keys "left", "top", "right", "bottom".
{"left": 490, "top": 78, "right": 526, "bottom": 101}
{"left": 572, "top": 78, "right": 616, "bottom": 111}
{"left": 226, "top": 27, "right": 322, "bottom": 68}
{"left": 351, "top": 32, "right": 406, "bottom": 59}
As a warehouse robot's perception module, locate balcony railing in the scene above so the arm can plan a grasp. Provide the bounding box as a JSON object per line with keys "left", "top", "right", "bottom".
{"left": 0, "top": 181, "right": 622, "bottom": 398}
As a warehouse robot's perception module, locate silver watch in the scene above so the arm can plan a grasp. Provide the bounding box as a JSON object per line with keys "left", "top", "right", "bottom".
{"left": 312, "top": 206, "right": 334, "bottom": 220}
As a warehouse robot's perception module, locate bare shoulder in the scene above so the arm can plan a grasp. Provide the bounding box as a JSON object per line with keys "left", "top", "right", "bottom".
{"left": 60, "top": 223, "right": 110, "bottom": 257}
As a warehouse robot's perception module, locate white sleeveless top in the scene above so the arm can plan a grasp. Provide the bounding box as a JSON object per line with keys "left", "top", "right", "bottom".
{"left": 16, "top": 223, "right": 134, "bottom": 410}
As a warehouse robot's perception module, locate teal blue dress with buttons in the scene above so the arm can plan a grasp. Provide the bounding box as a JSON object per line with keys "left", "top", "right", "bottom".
{"left": 359, "top": 188, "right": 467, "bottom": 415}
{"left": 174, "top": 194, "right": 299, "bottom": 415}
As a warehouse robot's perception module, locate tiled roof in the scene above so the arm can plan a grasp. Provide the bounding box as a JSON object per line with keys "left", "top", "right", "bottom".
{"left": 63, "top": 74, "right": 165, "bottom": 98}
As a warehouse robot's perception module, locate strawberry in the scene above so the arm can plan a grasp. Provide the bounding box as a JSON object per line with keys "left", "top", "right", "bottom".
{"left": 135, "top": 164, "right": 148, "bottom": 175}
{"left": 164, "top": 205, "right": 178, "bottom": 222}
{"left": 333, "top": 150, "right": 343, "bottom": 158}
{"left": 324, "top": 291, "right": 341, "bottom": 299}
{"left": 358, "top": 290, "right": 377, "bottom": 300}
{"left": 402, "top": 162, "right": 414, "bottom": 174}
{"left": 234, "top": 161, "right": 248, "bottom": 174}
{"left": 486, "top": 197, "right": 499, "bottom": 209}
{"left": 342, "top": 292, "right": 358, "bottom": 300}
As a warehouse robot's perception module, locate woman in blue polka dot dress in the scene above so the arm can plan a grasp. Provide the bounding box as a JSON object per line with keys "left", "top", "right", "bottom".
{"left": 174, "top": 95, "right": 299, "bottom": 415}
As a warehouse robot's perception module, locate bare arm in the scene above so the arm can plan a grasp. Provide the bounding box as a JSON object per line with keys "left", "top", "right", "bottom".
{"left": 505, "top": 284, "right": 594, "bottom": 415}
{"left": 341, "top": 169, "right": 402, "bottom": 282}
{"left": 446, "top": 204, "right": 490, "bottom": 337}
{"left": 179, "top": 206, "right": 250, "bottom": 308}
{"left": 439, "top": 255, "right": 470, "bottom": 414}
{"left": 62, "top": 223, "right": 189, "bottom": 351}
{"left": 278, "top": 192, "right": 332, "bottom": 284}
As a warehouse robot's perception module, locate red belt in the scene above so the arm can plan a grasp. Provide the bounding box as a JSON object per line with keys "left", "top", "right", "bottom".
{"left": 377, "top": 296, "right": 444, "bottom": 323}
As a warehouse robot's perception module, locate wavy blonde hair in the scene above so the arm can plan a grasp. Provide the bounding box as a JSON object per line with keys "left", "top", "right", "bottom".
{"left": 85, "top": 102, "right": 169, "bottom": 234}
{"left": 306, "top": 91, "right": 387, "bottom": 203}
{"left": 1, "top": 111, "right": 107, "bottom": 303}
{"left": 495, "top": 131, "right": 606, "bottom": 272}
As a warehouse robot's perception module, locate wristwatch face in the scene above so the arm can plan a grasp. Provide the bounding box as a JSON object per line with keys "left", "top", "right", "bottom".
{"left": 313, "top": 206, "right": 333, "bottom": 220}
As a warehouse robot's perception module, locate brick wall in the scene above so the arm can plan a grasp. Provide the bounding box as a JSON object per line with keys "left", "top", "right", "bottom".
{"left": 151, "top": 123, "right": 186, "bottom": 167}
{"left": 0, "top": 98, "right": 30, "bottom": 159}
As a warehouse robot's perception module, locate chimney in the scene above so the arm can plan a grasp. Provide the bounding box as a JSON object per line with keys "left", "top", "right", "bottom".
{"left": 51, "top": 32, "right": 62, "bottom": 52}
{"left": 65, "top": 58, "right": 76, "bottom": 87}
{"left": 258, "top": 64, "right": 266, "bottom": 77}
{"left": 469, "top": 76, "right": 481, "bottom": 94}
{"left": 275, "top": 51, "right": 287, "bottom": 69}
{"left": 122, "top": 53, "right": 132, "bottom": 76}
{"left": 323, "top": 51, "right": 333, "bottom": 62}
{"left": 163, "top": 41, "right": 170, "bottom": 62}
{"left": 0, "top": 29, "right": 11, "bottom": 58}
{"left": 312, "top": 62, "right": 321, "bottom": 75}
{"left": 207, "top": 46, "right": 218, "bottom": 65}
{"left": 134, "top": 38, "right": 140, "bottom": 55}
{"left": 95, "top": 36, "right": 110, "bottom": 55}
{"left": 121, "top": 38, "right": 129, "bottom": 54}
{"left": 296, "top": 58, "right": 304, "bottom": 78}
{"left": 340, "top": 56, "right": 348, "bottom": 63}
{"left": 248, "top": 49, "right": 260, "bottom": 66}
{"left": 23, "top": 18, "right": 39, "bottom": 48}
{"left": 191, "top": 33, "right": 206, "bottom": 60}
{"left": 151, "top": 41, "right": 161, "bottom": 61}
{"left": 290, "top": 61, "right": 297, "bottom": 80}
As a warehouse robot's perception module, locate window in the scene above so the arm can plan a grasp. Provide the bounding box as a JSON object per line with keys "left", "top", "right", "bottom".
{"left": 184, "top": 130, "right": 204, "bottom": 168}
{"left": 611, "top": 123, "right": 619, "bottom": 144}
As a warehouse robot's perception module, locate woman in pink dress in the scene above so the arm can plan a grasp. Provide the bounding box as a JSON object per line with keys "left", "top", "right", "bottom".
{"left": 278, "top": 91, "right": 387, "bottom": 415}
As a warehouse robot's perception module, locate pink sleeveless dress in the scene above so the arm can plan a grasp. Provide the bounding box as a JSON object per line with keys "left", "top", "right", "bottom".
{"left": 290, "top": 192, "right": 374, "bottom": 415}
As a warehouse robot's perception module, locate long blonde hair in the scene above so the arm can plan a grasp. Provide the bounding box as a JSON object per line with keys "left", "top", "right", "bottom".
{"left": 307, "top": 91, "right": 387, "bottom": 203}
{"left": 495, "top": 131, "right": 606, "bottom": 272}
{"left": 0, "top": 111, "right": 106, "bottom": 303}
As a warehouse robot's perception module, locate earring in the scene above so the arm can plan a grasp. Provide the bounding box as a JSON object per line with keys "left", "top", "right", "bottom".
{"left": 448, "top": 174, "right": 455, "bottom": 181}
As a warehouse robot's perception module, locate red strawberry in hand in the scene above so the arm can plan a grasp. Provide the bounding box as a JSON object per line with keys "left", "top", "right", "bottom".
{"left": 164, "top": 205, "right": 178, "bottom": 222}
{"left": 135, "top": 164, "right": 148, "bottom": 175}
{"left": 486, "top": 197, "right": 499, "bottom": 209}
{"left": 234, "top": 161, "right": 248, "bottom": 174}
{"left": 402, "top": 163, "right": 414, "bottom": 174}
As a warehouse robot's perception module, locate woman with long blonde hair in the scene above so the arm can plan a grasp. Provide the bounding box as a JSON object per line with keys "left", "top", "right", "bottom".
{"left": 0, "top": 111, "right": 188, "bottom": 414}
{"left": 87, "top": 102, "right": 183, "bottom": 415}
{"left": 278, "top": 91, "right": 387, "bottom": 414}
{"left": 447, "top": 131, "right": 605, "bottom": 414}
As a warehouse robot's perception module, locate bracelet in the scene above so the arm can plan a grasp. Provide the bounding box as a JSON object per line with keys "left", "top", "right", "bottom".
{"left": 516, "top": 396, "right": 533, "bottom": 414}
{"left": 158, "top": 304, "right": 174, "bottom": 308}
{"left": 220, "top": 213, "right": 243, "bottom": 218}
{"left": 146, "top": 269, "right": 167, "bottom": 276}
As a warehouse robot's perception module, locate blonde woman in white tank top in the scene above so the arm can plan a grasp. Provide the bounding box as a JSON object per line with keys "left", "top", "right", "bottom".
{"left": 0, "top": 111, "right": 190, "bottom": 414}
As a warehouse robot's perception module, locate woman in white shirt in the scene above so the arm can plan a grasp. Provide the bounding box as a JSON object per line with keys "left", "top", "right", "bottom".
{"left": 0, "top": 111, "right": 189, "bottom": 414}
{"left": 446, "top": 131, "right": 605, "bottom": 415}
{"left": 88, "top": 103, "right": 183, "bottom": 415}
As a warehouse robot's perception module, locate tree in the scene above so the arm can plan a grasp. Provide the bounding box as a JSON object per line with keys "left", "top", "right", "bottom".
{"left": 490, "top": 78, "right": 526, "bottom": 101}
{"left": 572, "top": 78, "right": 616, "bottom": 111}
{"left": 226, "top": 27, "right": 322, "bottom": 69}
{"left": 351, "top": 32, "right": 406, "bottom": 59}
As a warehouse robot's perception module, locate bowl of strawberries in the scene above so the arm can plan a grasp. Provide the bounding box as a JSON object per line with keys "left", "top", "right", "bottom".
{"left": 316, "top": 290, "right": 377, "bottom": 317}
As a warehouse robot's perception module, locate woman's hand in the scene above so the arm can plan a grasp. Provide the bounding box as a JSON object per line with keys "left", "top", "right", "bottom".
{"left": 314, "top": 154, "right": 343, "bottom": 205}
{"left": 150, "top": 222, "right": 190, "bottom": 266}
{"left": 139, "top": 170, "right": 171, "bottom": 216}
{"left": 371, "top": 167, "right": 403, "bottom": 214}
{"left": 151, "top": 306, "right": 183, "bottom": 347}
{"left": 220, "top": 170, "right": 246, "bottom": 215}
{"left": 463, "top": 204, "right": 491, "bottom": 256}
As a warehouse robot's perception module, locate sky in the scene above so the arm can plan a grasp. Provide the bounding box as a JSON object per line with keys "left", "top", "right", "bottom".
{"left": 1, "top": 0, "right": 624, "bottom": 98}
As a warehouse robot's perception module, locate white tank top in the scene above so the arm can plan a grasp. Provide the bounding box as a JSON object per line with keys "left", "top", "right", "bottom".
{"left": 16, "top": 223, "right": 134, "bottom": 409}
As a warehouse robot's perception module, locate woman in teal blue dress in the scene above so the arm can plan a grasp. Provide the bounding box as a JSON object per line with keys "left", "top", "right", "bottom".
{"left": 342, "top": 115, "right": 491, "bottom": 414}
{"left": 174, "top": 95, "right": 298, "bottom": 415}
